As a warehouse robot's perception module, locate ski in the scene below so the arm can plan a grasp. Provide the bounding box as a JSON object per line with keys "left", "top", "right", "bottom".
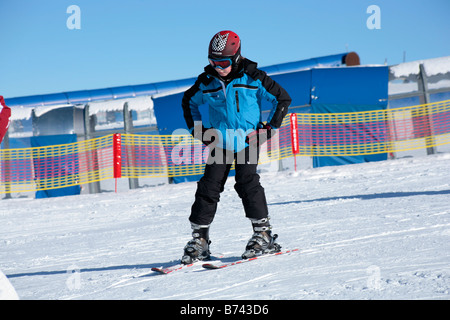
{"left": 151, "top": 262, "right": 198, "bottom": 275}
{"left": 151, "top": 254, "right": 224, "bottom": 275}
{"left": 202, "top": 248, "right": 299, "bottom": 270}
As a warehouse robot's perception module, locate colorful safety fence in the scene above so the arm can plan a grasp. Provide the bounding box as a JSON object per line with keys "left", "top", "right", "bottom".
{"left": 1, "top": 100, "right": 449, "bottom": 194}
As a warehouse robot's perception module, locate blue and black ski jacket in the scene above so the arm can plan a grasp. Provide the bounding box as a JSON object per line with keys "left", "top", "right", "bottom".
{"left": 182, "top": 59, "right": 291, "bottom": 152}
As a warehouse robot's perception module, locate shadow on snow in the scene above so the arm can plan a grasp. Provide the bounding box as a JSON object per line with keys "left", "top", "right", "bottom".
{"left": 268, "top": 189, "right": 450, "bottom": 207}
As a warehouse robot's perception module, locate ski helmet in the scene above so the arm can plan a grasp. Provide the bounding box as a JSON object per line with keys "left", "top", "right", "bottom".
{"left": 208, "top": 30, "right": 241, "bottom": 66}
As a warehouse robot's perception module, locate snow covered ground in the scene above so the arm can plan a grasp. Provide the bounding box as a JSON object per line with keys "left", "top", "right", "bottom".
{"left": 1, "top": 152, "right": 449, "bottom": 300}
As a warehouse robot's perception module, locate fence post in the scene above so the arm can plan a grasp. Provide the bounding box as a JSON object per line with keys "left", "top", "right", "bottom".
{"left": 84, "top": 104, "right": 101, "bottom": 194}
{"left": 418, "top": 63, "right": 436, "bottom": 155}
{"left": 113, "top": 133, "right": 122, "bottom": 192}
{"left": 1, "top": 130, "right": 12, "bottom": 199}
{"left": 123, "top": 102, "right": 139, "bottom": 189}
{"left": 290, "top": 113, "right": 299, "bottom": 171}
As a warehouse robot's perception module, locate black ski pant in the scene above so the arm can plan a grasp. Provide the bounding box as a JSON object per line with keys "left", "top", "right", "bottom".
{"left": 189, "top": 146, "right": 269, "bottom": 226}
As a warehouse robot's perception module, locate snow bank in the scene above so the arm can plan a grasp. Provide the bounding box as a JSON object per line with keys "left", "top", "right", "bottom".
{"left": 9, "top": 105, "right": 34, "bottom": 121}
{"left": 88, "top": 96, "right": 154, "bottom": 115}
{"left": 390, "top": 56, "right": 450, "bottom": 78}
{"left": 0, "top": 270, "right": 19, "bottom": 300}
{"left": 10, "top": 96, "right": 156, "bottom": 121}
{"left": 1, "top": 153, "right": 449, "bottom": 300}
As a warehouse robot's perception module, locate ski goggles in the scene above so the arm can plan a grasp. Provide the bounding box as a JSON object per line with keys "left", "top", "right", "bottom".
{"left": 208, "top": 57, "right": 232, "bottom": 69}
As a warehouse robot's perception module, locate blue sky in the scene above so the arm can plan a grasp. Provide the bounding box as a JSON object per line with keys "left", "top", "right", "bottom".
{"left": 1, "top": 0, "right": 449, "bottom": 98}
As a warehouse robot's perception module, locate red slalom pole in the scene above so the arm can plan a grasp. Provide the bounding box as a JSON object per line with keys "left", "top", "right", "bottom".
{"left": 113, "top": 133, "right": 122, "bottom": 192}
{"left": 290, "top": 113, "right": 299, "bottom": 171}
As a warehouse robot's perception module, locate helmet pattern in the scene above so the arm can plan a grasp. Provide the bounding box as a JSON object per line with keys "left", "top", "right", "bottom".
{"left": 211, "top": 32, "right": 229, "bottom": 52}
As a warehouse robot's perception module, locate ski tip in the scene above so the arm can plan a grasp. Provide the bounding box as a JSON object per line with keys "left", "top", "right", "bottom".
{"left": 151, "top": 267, "right": 170, "bottom": 274}
{"left": 202, "top": 263, "right": 221, "bottom": 270}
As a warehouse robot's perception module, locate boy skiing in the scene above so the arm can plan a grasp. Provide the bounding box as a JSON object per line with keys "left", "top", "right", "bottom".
{"left": 181, "top": 30, "right": 291, "bottom": 264}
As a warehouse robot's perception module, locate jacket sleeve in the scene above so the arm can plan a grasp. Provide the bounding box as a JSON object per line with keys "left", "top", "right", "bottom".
{"left": 0, "top": 96, "right": 11, "bottom": 143}
{"left": 249, "top": 67, "right": 292, "bottom": 128}
{"left": 181, "top": 74, "right": 207, "bottom": 131}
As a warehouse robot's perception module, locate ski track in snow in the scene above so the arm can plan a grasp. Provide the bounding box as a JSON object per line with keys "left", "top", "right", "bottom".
{"left": 1, "top": 153, "right": 449, "bottom": 299}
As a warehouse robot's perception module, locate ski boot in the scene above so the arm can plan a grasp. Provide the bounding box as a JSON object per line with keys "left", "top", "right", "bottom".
{"left": 242, "top": 217, "right": 281, "bottom": 259}
{"left": 181, "top": 224, "right": 211, "bottom": 265}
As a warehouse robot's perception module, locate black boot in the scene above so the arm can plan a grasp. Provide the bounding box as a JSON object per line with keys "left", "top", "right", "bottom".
{"left": 242, "top": 217, "right": 281, "bottom": 259}
{"left": 181, "top": 224, "right": 211, "bottom": 264}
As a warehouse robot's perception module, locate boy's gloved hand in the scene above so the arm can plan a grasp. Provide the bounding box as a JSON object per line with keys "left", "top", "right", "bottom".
{"left": 246, "top": 123, "right": 275, "bottom": 148}
{"left": 192, "top": 125, "right": 218, "bottom": 146}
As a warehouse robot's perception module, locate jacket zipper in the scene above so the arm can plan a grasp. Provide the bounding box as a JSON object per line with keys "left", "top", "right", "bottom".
{"left": 235, "top": 91, "right": 240, "bottom": 112}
